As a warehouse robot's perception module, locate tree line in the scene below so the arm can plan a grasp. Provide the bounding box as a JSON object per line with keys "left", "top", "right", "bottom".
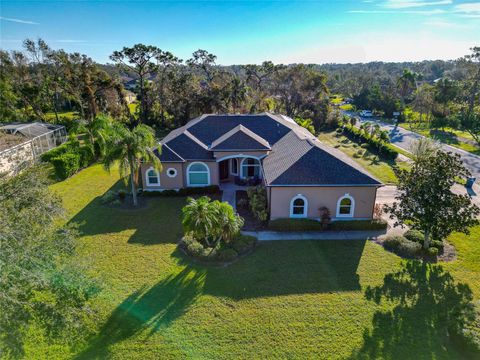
{"left": 1, "top": 39, "right": 337, "bottom": 132}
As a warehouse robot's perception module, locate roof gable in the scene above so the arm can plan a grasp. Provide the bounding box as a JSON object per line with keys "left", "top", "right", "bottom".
{"left": 186, "top": 114, "right": 291, "bottom": 146}
{"left": 210, "top": 124, "right": 270, "bottom": 150}
{"left": 164, "top": 133, "right": 212, "bottom": 160}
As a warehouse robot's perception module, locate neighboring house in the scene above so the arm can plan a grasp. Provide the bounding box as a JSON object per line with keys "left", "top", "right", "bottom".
{"left": 141, "top": 113, "right": 382, "bottom": 221}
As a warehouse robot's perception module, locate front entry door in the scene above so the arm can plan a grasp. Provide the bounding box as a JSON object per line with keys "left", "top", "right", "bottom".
{"left": 219, "top": 160, "right": 229, "bottom": 181}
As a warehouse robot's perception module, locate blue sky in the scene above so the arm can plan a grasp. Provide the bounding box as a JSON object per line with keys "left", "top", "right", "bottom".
{"left": 1, "top": 0, "right": 479, "bottom": 64}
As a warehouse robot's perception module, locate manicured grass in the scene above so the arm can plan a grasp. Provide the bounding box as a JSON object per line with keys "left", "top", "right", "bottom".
{"left": 23, "top": 164, "right": 480, "bottom": 358}
{"left": 318, "top": 131, "right": 410, "bottom": 184}
{"left": 400, "top": 122, "right": 480, "bottom": 155}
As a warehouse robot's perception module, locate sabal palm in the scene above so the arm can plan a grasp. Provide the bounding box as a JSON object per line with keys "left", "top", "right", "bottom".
{"left": 82, "top": 115, "right": 111, "bottom": 158}
{"left": 215, "top": 201, "right": 244, "bottom": 244}
{"left": 103, "top": 123, "right": 161, "bottom": 206}
{"left": 182, "top": 196, "right": 218, "bottom": 246}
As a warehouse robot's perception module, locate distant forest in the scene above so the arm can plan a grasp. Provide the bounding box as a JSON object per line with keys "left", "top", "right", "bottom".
{"left": 1, "top": 40, "right": 478, "bottom": 138}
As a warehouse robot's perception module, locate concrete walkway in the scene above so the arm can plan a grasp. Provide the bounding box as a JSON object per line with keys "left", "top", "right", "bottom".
{"left": 242, "top": 229, "right": 390, "bottom": 241}
{"left": 220, "top": 182, "right": 243, "bottom": 210}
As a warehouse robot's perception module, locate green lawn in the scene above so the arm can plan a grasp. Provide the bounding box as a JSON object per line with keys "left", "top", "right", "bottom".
{"left": 400, "top": 122, "right": 480, "bottom": 155}
{"left": 318, "top": 131, "right": 410, "bottom": 184}
{"left": 24, "top": 164, "right": 480, "bottom": 358}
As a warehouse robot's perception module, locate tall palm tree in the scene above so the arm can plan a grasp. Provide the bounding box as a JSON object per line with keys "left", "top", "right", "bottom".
{"left": 103, "top": 123, "right": 161, "bottom": 206}
{"left": 81, "top": 115, "right": 112, "bottom": 158}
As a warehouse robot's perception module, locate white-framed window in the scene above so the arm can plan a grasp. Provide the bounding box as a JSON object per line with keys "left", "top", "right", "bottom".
{"left": 146, "top": 167, "right": 160, "bottom": 186}
{"left": 240, "top": 158, "right": 261, "bottom": 179}
{"left": 167, "top": 167, "right": 178, "bottom": 178}
{"left": 336, "top": 194, "right": 355, "bottom": 218}
{"left": 290, "top": 194, "right": 308, "bottom": 218}
{"left": 230, "top": 158, "right": 238, "bottom": 175}
{"left": 187, "top": 162, "right": 210, "bottom": 187}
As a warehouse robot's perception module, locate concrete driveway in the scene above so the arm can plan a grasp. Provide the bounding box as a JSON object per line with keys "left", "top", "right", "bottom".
{"left": 376, "top": 184, "right": 480, "bottom": 208}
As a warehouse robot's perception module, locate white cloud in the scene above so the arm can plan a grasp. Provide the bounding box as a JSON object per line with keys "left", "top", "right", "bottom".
{"left": 454, "top": 2, "right": 480, "bottom": 18}
{"left": 423, "top": 19, "right": 473, "bottom": 28}
{"left": 349, "top": 9, "right": 446, "bottom": 14}
{"left": 0, "top": 16, "right": 39, "bottom": 25}
{"left": 276, "top": 33, "right": 473, "bottom": 64}
{"left": 384, "top": 0, "right": 452, "bottom": 8}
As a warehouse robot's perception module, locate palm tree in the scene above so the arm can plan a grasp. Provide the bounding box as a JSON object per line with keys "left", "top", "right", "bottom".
{"left": 81, "top": 115, "right": 112, "bottom": 158}
{"left": 378, "top": 130, "right": 390, "bottom": 144}
{"left": 214, "top": 201, "right": 244, "bottom": 244}
{"left": 182, "top": 197, "right": 244, "bottom": 248}
{"left": 103, "top": 123, "right": 161, "bottom": 206}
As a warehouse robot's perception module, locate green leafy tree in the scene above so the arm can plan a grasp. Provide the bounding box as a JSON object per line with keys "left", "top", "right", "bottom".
{"left": 385, "top": 150, "right": 479, "bottom": 249}
{"left": 110, "top": 44, "right": 162, "bottom": 123}
{"left": 103, "top": 123, "right": 161, "bottom": 206}
{"left": 0, "top": 167, "right": 99, "bottom": 357}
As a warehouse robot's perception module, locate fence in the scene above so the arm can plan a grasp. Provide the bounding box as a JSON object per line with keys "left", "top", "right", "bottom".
{"left": 0, "top": 126, "right": 67, "bottom": 177}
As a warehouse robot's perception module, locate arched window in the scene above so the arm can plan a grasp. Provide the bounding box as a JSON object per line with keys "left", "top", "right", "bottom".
{"left": 241, "top": 158, "right": 261, "bottom": 179}
{"left": 146, "top": 167, "right": 160, "bottom": 186}
{"left": 290, "top": 194, "right": 308, "bottom": 218}
{"left": 337, "top": 194, "right": 355, "bottom": 218}
{"left": 187, "top": 162, "right": 210, "bottom": 187}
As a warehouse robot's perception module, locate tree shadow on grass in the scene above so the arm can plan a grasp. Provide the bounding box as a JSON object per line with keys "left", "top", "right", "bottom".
{"left": 74, "top": 267, "right": 205, "bottom": 359}
{"left": 198, "top": 240, "right": 365, "bottom": 299}
{"left": 67, "top": 180, "right": 185, "bottom": 245}
{"left": 351, "top": 261, "right": 479, "bottom": 359}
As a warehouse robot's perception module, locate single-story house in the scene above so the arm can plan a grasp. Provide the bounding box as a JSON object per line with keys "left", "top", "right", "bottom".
{"left": 141, "top": 113, "right": 382, "bottom": 221}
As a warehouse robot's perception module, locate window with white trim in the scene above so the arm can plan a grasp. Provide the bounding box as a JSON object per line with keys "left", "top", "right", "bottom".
{"left": 146, "top": 167, "right": 160, "bottom": 186}
{"left": 241, "top": 158, "right": 261, "bottom": 179}
{"left": 167, "top": 168, "right": 177, "bottom": 178}
{"left": 336, "top": 194, "right": 355, "bottom": 217}
{"left": 187, "top": 162, "right": 210, "bottom": 186}
{"left": 230, "top": 158, "right": 238, "bottom": 175}
{"left": 290, "top": 195, "right": 308, "bottom": 218}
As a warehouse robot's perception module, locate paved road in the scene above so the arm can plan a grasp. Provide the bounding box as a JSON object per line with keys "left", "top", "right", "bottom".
{"left": 350, "top": 113, "right": 480, "bottom": 179}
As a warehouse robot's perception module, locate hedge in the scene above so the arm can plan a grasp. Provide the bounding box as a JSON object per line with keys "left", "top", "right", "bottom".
{"left": 41, "top": 139, "right": 94, "bottom": 180}
{"left": 51, "top": 153, "right": 81, "bottom": 180}
{"left": 341, "top": 125, "right": 398, "bottom": 160}
{"left": 142, "top": 185, "right": 221, "bottom": 197}
{"left": 268, "top": 218, "right": 388, "bottom": 232}
{"left": 330, "top": 219, "right": 388, "bottom": 231}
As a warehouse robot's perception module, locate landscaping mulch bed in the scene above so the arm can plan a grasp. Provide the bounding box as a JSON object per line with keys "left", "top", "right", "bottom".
{"left": 375, "top": 236, "right": 457, "bottom": 263}
{"left": 105, "top": 194, "right": 149, "bottom": 210}
{"left": 235, "top": 190, "right": 267, "bottom": 231}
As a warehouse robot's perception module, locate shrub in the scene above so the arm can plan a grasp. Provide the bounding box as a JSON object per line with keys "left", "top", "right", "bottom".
{"left": 404, "top": 229, "right": 424, "bottom": 244}
{"left": 383, "top": 235, "right": 406, "bottom": 250}
{"left": 118, "top": 190, "right": 126, "bottom": 200}
{"left": 217, "top": 248, "right": 238, "bottom": 262}
{"left": 431, "top": 240, "right": 444, "bottom": 252}
{"left": 427, "top": 247, "right": 439, "bottom": 257}
{"left": 177, "top": 185, "right": 220, "bottom": 196}
{"left": 51, "top": 153, "right": 81, "bottom": 180}
{"left": 268, "top": 218, "right": 323, "bottom": 231}
{"left": 100, "top": 190, "right": 117, "bottom": 205}
{"left": 77, "top": 146, "right": 95, "bottom": 168}
{"left": 342, "top": 125, "right": 398, "bottom": 160}
{"left": 237, "top": 198, "right": 248, "bottom": 209}
{"left": 383, "top": 235, "right": 421, "bottom": 257}
{"left": 187, "top": 241, "right": 205, "bottom": 258}
{"left": 398, "top": 240, "right": 422, "bottom": 257}
{"left": 247, "top": 186, "right": 268, "bottom": 221}
{"left": 330, "top": 219, "right": 388, "bottom": 231}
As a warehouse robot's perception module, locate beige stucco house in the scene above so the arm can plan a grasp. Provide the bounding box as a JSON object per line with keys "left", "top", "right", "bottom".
{"left": 141, "top": 113, "right": 382, "bottom": 221}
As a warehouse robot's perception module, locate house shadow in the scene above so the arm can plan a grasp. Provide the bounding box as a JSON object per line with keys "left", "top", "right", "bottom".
{"left": 350, "top": 261, "right": 479, "bottom": 359}
{"left": 67, "top": 180, "right": 184, "bottom": 245}
{"left": 200, "top": 240, "right": 366, "bottom": 300}
{"left": 74, "top": 267, "right": 205, "bottom": 359}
